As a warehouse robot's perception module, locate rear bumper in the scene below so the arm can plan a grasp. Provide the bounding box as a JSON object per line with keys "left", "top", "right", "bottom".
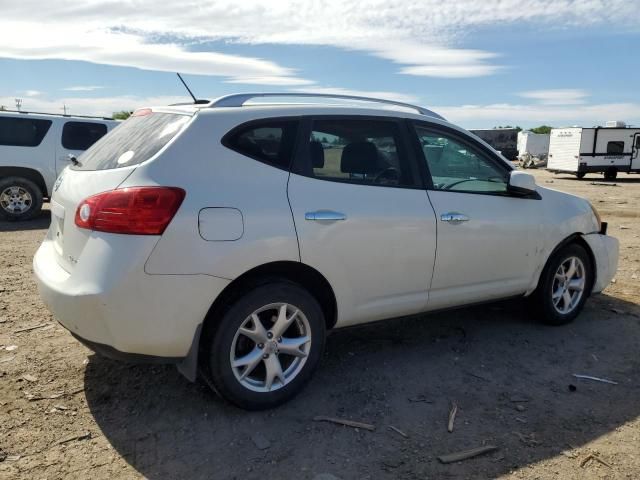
{"left": 33, "top": 236, "right": 230, "bottom": 358}
{"left": 582, "top": 232, "right": 619, "bottom": 293}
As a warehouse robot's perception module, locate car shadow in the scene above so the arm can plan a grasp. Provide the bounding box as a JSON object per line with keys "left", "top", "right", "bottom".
{"left": 84, "top": 294, "right": 640, "bottom": 479}
{"left": 0, "top": 209, "right": 50, "bottom": 232}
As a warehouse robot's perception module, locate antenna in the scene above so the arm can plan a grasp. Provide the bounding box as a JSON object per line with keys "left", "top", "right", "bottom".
{"left": 176, "top": 73, "right": 197, "bottom": 103}
{"left": 15, "top": 98, "right": 22, "bottom": 111}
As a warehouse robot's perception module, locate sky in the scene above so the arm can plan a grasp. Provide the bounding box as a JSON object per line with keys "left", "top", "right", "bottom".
{"left": 0, "top": 0, "right": 638, "bottom": 129}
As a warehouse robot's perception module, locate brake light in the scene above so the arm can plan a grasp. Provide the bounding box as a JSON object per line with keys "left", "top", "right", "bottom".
{"left": 75, "top": 187, "right": 185, "bottom": 235}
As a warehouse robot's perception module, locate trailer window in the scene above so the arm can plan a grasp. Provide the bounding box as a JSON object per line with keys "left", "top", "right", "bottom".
{"left": 62, "top": 121, "right": 108, "bottom": 151}
{"left": 0, "top": 117, "right": 52, "bottom": 147}
{"left": 606, "top": 141, "right": 624, "bottom": 154}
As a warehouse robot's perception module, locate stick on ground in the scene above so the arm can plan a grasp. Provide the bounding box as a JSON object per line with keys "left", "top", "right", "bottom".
{"left": 13, "top": 323, "right": 50, "bottom": 334}
{"left": 438, "top": 445, "right": 498, "bottom": 464}
{"left": 448, "top": 402, "right": 458, "bottom": 433}
{"left": 313, "top": 416, "right": 375, "bottom": 431}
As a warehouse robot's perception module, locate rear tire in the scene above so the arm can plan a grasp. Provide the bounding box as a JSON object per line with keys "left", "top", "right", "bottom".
{"left": 204, "top": 281, "right": 326, "bottom": 410}
{"left": 0, "top": 176, "right": 43, "bottom": 221}
{"left": 604, "top": 168, "right": 617, "bottom": 181}
{"left": 576, "top": 172, "right": 586, "bottom": 179}
{"left": 530, "top": 243, "right": 593, "bottom": 326}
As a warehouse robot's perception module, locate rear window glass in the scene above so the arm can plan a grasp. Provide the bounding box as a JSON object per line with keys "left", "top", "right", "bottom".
{"left": 62, "top": 121, "right": 108, "bottom": 150}
{"left": 0, "top": 117, "right": 52, "bottom": 147}
{"left": 71, "top": 112, "right": 190, "bottom": 171}
{"left": 223, "top": 121, "right": 298, "bottom": 170}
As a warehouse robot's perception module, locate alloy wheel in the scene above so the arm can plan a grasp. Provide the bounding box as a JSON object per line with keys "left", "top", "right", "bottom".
{"left": 0, "top": 186, "right": 33, "bottom": 214}
{"left": 230, "top": 303, "right": 312, "bottom": 392}
{"left": 551, "top": 256, "right": 586, "bottom": 315}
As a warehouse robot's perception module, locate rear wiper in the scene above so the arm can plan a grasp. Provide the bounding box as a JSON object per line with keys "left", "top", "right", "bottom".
{"left": 68, "top": 154, "right": 81, "bottom": 167}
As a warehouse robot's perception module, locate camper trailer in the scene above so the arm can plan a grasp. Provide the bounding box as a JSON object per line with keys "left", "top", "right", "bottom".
{"left": 469, "top": 128, "right": 519, "bottom": 160}
{"left": 517, "top": 131, "right": 550, "bottom": 158}
{"left": 547, "top": 122, "right": 640, "bottom": 180}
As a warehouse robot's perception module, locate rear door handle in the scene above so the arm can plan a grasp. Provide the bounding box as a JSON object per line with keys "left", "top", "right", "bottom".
{"left": 305, "top": 210, "right": 347, "bottom": 221}
{"left": 440, "top": 212, "right": 469, "bottom": 223}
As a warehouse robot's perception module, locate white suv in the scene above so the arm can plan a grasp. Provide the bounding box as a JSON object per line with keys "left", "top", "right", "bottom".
{"left": 0, "top": 110, "right": 118, "bottom": 220}
{"left": 33, "top": 93, "right": 619, "bottom": 410}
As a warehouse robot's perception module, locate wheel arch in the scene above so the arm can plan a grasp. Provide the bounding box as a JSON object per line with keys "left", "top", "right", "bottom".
{"left": 177, "top": 261, "right": 338, "bottom": 382}
{"left": 0, "top": 167, "right": 48, "bottom": 197}
{"left": 535, "top": 233, "right": 597, "bottom": 294}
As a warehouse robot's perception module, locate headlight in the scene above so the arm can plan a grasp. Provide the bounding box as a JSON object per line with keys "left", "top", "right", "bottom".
{"left": 589, "top": 202, "right": 602, "bottom": 231}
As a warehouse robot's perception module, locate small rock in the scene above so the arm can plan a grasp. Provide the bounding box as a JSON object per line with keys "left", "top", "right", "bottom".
{"left": 632, "top": 273, "right": 638, "bottom": 280}
{"left": 251, "top": 432, "right": 271, "bottom": 450}
{"left": 620, "top": 225, "right": 630, "bottom": 230}
{"left": 516, "top": 404, "right": 526, "bottom": 412}
{"left": 313, "top": 474, "right": 340, "bottom": 480}
{"left": 22, "top": 374, "right": 37, "bottom": 383}
{"left": 5, "top": 345, "right": 17, "bottom": 352}
{"left": 568, "top": 384, "right": 577, "bottom": 392}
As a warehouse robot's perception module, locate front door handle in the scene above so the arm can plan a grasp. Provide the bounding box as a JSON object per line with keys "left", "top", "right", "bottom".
{"left": 305, "top": 210, "right": 347, "bottom": 221}
{"left": 440, "top": 212, "right": 469, "bottom": 223}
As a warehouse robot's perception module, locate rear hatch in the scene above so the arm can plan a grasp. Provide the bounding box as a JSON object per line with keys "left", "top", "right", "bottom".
{"left": 50, "top": 109, "right": 192, "bottom": 272}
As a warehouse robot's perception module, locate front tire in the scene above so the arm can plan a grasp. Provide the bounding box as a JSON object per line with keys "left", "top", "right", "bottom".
{"left": 205, "top": 281, "right": 326, "bottom": 410}
{"left": 604, "top": 168, "right": 617, "bottom": 181}
{"left": 530, "top": 243, "right": 593, "bottom": 326}
{"left": 0, "top": 176, "right": 43, "bottom": 221}
{"left": 576, "top": 172, "right": 586, "bottom": 179}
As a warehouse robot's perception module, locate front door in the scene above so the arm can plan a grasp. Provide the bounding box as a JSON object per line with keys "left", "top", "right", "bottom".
{"left": 288, "top": 117, "right": 437, "bottom": 327}
{"left": 412, "top": 122, "right": 544, "bottom": 310}
{"left": 632, "top": 132, "right": 640, "bottom": 171}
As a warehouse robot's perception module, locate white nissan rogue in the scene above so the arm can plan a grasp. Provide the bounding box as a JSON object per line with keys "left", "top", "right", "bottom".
{"left": 33, "top": 93, "right": 619, "bottom": 410}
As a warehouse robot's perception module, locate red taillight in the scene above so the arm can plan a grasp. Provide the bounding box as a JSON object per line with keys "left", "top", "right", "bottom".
{"left": 75, "top": 187, "right": 185, "bottom": 235}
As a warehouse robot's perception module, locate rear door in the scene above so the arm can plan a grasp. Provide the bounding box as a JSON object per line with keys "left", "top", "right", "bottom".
{"left": 287, "top": 116, "right": 437, "bottom": 327}
{"left": 411, "top": 121, "right": 544, "bottom": 310}
{"left": 55, "top": 121, "right": 109, "bottom": 175}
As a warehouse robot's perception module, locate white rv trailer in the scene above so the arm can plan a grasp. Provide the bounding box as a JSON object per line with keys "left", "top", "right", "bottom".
{"left": 517, "top": 131, "right": 550, "bottom": 157}
{"left": 547, "top": 123, "right": 640, "bottom": 180}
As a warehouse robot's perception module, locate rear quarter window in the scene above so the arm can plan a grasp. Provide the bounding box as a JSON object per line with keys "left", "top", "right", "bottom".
{"left": 223, "top": 120, "right": 298, "bottom": 170}
{"left": 72, "top": 112, "right": 190, "bottom": 171}
{"left": 62, "top": 121, "right": 108, "bottom": 150}
{"left": 0, "top": 117, "right": 52, "bottom": 147}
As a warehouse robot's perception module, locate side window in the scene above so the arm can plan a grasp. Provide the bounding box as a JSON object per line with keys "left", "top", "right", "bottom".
{"left": 0, "top": 117, "right": 52, "bottom": 147}
{"left": 606, "top": 141, "right": 624, "bottom": 154}
{"left": 61, "top": 122, "right": 108, "bottom": 150}
{"left": 415, "top": 125, "right": 509, "bottom": 194}
{"left": 307, "top": 118, "right": 415, "bottom": 187}
{"left": 225, "top": 121, "right": 298, "bottom": 170}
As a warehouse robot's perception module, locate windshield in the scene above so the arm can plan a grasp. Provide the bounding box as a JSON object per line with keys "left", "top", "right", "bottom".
{"left": 71, "top": 111, "right": 191, "bottom": 171}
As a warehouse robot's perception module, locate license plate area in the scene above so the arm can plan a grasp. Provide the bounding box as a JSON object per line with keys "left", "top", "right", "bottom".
{"left": 50, "top": 200, "right": 65, "bottom": 255}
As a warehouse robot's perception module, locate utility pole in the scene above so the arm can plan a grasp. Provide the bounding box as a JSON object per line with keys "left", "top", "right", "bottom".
{"left": 62, "top": 104, "right": 69, "bottom": 115}
{"left": 15, "top": 98, "right": 22, "bottom": 111}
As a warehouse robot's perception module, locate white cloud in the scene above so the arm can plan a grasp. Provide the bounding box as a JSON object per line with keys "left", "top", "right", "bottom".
{"left": 519, "top": 89, "right": 589, "bottom": 105}
{"left": 0, "top": 1, "right": 634, "bottom": 81}
{"left": 63, "top": 86, "right": 105, "bottom": 92}
{"left": 435, "top": 102, "right": 640, "bottom": 129}
{"left": 23, "top": 90, "right": 43, "bottom": 97}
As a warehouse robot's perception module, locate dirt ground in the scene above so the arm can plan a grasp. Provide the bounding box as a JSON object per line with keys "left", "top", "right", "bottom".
{"left": 1, "top": 169, "right": 639, "bottom": 480}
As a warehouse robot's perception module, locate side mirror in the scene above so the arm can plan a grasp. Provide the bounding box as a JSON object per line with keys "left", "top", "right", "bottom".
{"left": 508, "top": 170, "right": 537, "bottom": 196}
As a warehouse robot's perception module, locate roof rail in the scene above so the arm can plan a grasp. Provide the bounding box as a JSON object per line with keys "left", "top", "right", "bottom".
{"left": 0, "top": 109, "right": 115, "bottom": 121}
{"left": 208, "top": 93, "right": 445, "bottom": 120}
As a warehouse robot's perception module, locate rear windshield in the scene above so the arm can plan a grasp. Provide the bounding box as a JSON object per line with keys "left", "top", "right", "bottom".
{"left": 71, "top": 112, "right": 190, "bottom": 171}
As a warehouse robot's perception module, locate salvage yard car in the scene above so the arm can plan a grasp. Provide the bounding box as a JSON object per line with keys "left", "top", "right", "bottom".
{"left": 33, "top": 93, "right": 619, "bottom": 410}
{"left": 0, "top": 110, "right": 118, "bottom": 220}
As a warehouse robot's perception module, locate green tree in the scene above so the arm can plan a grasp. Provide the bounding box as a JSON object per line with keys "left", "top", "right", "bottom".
{"left": 530, "top": 125, "right": 552, "bottom": 134}
{"left": 112, "top": 110, "right": 132, "bottom": 120}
